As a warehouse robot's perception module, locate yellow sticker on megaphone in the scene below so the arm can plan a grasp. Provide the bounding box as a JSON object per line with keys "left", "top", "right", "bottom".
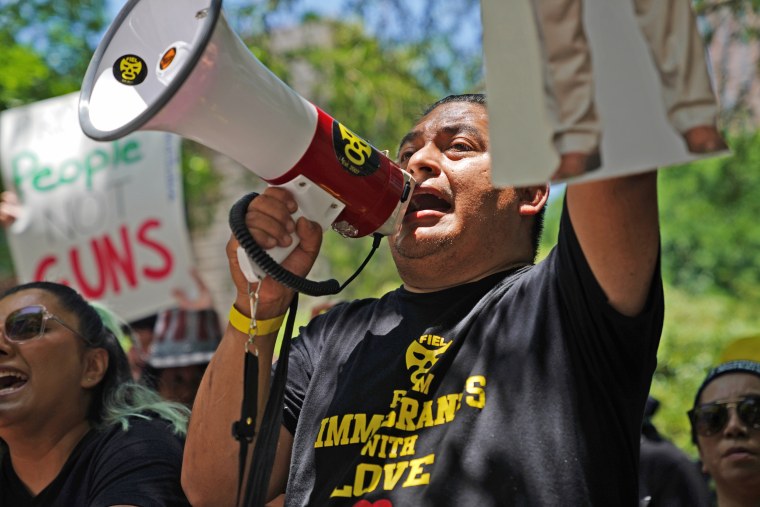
{"left": 113, "top": 54, "right": 147, "bottom": 85}
{"left": 332, "top": 121, "right": 380, "bottom": 177}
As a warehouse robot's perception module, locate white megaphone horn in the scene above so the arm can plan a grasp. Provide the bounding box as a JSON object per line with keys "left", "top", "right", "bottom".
{"left": 79, "top": 0, "right": 414, "bottom": 294}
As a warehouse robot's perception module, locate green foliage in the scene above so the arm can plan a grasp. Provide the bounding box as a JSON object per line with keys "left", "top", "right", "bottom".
{"left": 321, "top": 233, "right": 402, "bottom": 300}
{"left": 305, "top": 21, "right": 434, "bottom": 148}
{"left": 660, "top": 132, "right": 760, "bottom": 300}
{"left": 651, "top": 285, "right": 760, "bottom": 454}
{"left": 0, "top": 0, "right": 107, "bottom": 106}
{"left": 236, "top": 0, "right": 483, "bottom": 95}
{"left": 0, "top": 45, "right": 52, "bottom": 109}
{"left": 653, "top": 132, "right": 760, "bottom": 452}
{"left": 694, "top": 0, "right": 760, "bottom": 19}
{"left": 181, "top": 145, "right": 222, "bottom": 230}
{"left": 537, "top": 185, "right": 564, "bottom": 261}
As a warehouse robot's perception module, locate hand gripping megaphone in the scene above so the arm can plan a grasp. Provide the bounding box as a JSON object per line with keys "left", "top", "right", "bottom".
{"left": 79, "top": 0, "right": 414, "bottom": 295}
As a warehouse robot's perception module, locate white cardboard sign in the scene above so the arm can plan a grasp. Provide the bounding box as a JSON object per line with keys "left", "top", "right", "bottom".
{"left": 0, "top": 92, "right": 195, "bottom": 321}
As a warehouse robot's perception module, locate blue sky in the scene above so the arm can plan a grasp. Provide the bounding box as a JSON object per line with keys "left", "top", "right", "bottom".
{"left": 105, "top": 0, "right": 482, "bottom": 52}
{"left": 107, "top": 0, "right": 344, "bottom": 22}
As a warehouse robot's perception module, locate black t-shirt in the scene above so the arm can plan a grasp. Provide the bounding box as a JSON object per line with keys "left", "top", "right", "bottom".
{"left": 281, "top": 202, "right": 664, "bottom": 506}
{"left": 0, "top": 417, "right": 190, "bottom": 507}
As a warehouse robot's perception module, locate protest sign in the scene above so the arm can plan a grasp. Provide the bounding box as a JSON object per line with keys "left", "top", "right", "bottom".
{"left": 482, "top": 0, "right": 729, "bottom": 187}
{"left": 0, "top": 92, "right": 196, "bottom": 321}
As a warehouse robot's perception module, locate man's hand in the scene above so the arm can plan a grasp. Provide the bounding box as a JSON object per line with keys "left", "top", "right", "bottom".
{"left": 228, "top": 186, "right": 323, "bottom": 319}
{"left": 172, "top": 268, "right": 214, "bottom": 310}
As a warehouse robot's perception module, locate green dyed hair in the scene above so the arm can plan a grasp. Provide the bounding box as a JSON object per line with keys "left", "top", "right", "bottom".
{"left": 90, "top": 301, "right": 190, "bottom": 435}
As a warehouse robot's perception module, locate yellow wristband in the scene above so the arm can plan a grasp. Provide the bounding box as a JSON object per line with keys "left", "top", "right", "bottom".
{"left": 229, "top": 305, "right": 286, "bottom": 335}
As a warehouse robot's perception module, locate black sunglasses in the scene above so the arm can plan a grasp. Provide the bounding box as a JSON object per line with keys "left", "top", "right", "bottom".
{"left": 1, "top": 305, "right": 87, "bottom": 344}
{"left": 689, "top": 395, "right": 760, "bottom": 437}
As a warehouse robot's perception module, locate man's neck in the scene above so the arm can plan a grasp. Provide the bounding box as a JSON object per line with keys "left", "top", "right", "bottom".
{"left": 401, "top": 261, "right": 532, "bottom": 293}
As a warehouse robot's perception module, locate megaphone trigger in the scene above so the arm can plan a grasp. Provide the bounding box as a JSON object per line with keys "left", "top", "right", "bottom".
{"left": 236, "top": 246, "right": 261, "bottom": 283}
{"left": 229, "top": 190, "right": 343, "bottom": 296}
{"left": 232, "top": 176, "right": 344, "bottom": 282}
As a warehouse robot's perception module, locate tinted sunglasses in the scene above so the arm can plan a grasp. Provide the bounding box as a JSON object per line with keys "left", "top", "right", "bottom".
{"left": 1, "top": 305, "right": 87, "bottom": 344}
{"left": 689, "top": 395, "right": 760, "bottom": 437}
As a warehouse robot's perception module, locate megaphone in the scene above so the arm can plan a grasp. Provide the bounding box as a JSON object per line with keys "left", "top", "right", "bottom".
{"left": 79, "top": 0, "right": 414, "bottom": 292}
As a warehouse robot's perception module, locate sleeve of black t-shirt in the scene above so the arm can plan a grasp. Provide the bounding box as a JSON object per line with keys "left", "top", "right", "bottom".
{"left": 85, "top": 418, "right": 190, "bottom": 507}
{"left": 551, "top": 196, "right": 664, "bottom": 433}
{"left": 557, "top": 194, "right": 663, "bottom": 384}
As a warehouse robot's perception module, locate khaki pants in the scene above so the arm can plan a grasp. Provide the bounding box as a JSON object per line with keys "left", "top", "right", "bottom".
{"left": 532, "top": 0, "right": 718, "bottom": 155}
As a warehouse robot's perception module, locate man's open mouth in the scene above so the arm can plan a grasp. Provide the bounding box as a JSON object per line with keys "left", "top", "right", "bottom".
{"left": 405, "top": 189, "right": 452, "bottom": 216}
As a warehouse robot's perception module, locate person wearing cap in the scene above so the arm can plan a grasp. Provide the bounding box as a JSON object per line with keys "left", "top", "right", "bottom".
{"left": 688, "top": 360, "right": 760, "bottom": 507}
{"left": 142, "top": 307, "right": 223, "bottom": 407}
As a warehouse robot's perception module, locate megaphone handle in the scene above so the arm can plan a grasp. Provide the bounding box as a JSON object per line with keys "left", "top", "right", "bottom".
{"left": 236, "top": 235, "right": 297, "bottom": 283}
{"left": 236, "top": 176, "right": 345, "bottom": 283}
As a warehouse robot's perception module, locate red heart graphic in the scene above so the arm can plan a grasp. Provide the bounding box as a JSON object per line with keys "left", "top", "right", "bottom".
{"left": 352, "top": 500, "right": 392, "bottom": 507}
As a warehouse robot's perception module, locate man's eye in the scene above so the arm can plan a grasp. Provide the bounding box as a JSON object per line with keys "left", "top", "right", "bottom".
{"left": 450, "top": 142, "right": 472, "bottom": 152}
{"left": 398, "top": 150, "right": 415, "bottom": 162}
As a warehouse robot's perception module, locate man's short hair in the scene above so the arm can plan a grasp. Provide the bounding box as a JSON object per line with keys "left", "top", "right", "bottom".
{"left": 421, "top": 93, "right": 486, "bottom": 117}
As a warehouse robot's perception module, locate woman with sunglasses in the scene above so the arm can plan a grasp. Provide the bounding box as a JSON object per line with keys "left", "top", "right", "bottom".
{"left": 0, "top": 281, "right": 191, "bottom": 507}
{"left": 689, "top": 360, "right": 760, "bottom": 507}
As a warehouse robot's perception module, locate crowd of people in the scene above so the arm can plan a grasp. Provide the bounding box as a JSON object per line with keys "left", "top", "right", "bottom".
{"left": 0, "top": 92, "right": 757, "bottom": 506}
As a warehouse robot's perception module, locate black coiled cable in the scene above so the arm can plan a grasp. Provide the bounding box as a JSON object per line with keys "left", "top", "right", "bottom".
{"left": 229, "top": 191, "right": 382, "bottom": 296}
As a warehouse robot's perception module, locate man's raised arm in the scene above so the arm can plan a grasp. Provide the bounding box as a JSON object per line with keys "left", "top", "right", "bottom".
{"left": 566, "top": 171, "right": 660, "bottom": 316}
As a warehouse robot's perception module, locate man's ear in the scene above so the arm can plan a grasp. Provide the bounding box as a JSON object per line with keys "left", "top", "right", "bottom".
{"left": 81, "top": 347, "right": 109, "bottom": 388}
{"left": 517, "top": 184, "right": 550, "bottom": 216}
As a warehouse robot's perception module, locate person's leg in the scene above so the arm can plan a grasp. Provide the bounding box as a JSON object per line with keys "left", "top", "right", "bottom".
{"left": 634, "top": 0, "right": 727, "bottom": 152}
{"left": 532, "top": 0, "right": 602, "bottom": 177}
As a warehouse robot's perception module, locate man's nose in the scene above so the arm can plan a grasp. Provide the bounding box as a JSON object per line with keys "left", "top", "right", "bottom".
{"left": 407, "top": 143, "right": 441, "bottom": 182}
